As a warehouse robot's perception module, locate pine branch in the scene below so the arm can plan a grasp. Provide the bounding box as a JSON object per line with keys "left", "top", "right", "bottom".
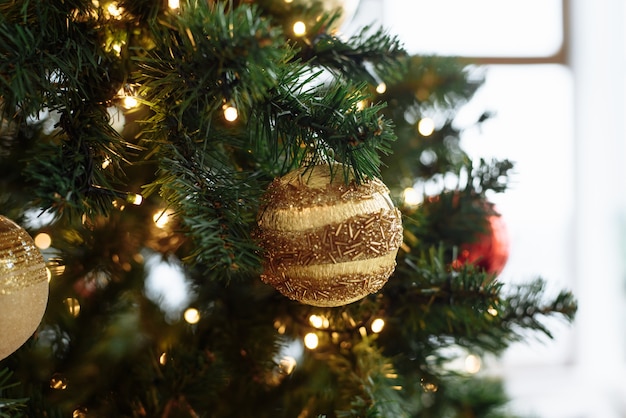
{"left": 0, "top": 368, "right": 28, "bottom": 418}
{"left": 250, "top": 71, "right": 397, "bottom": 183}
{"left": 383, "top": 247, "right": 577, "bottom": 360}
{"left": 500, "top": 278, "right": 578, "bottom": 339}
{"left": 22, "top": 105, "right": 133, "bottom": 220}
{"left": 134, "top": 1, "right": 291, "bottom": 137}
{"left": 147, "top": 140, "right": 262, "bottom": 275}
{"left": 299, "top": 24, "right": 408, "bottom": 86}
{"left": 417, "top": 375, "right": 519, "bottom": 418}
{"left": 381, "top": 55, "right": 485, "bottom": 110}
{"left": 0, "top": 1, "right": 124, "bottom": 116}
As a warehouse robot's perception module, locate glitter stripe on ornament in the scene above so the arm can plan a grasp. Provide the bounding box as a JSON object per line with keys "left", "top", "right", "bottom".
{"left": 279, "top": 251, "right": 398, "bottom": 282}
{"left": 259, "top": 189, "right": 395, "bottom": 231}
{"left": 259, "top": 208, "right": 402, "bottom": 267}
{"left": 0, "top": 216, "right": 48, "bottom": 294}
{"left": 261, "top": 256, "right": 397, "bottom": 307}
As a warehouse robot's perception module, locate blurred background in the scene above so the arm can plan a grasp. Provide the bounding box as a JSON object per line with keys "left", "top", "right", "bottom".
{"left": 347, "top": 1, "right": 626, "bottom": 416}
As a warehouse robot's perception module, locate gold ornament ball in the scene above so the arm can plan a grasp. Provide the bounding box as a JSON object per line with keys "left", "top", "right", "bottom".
{"left": 257, "top": 164, "right": 403, "bottom": 307}
{"left": 258, "top": 0, "right": 360, "bottom": 33}
{"left": 295, "top": 0, "right": 360, "bottom": 30}
{"left": 0, "top": 215, "right": 49, "bottom": 360}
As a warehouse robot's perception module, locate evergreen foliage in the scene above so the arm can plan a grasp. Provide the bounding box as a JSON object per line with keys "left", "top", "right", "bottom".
{"left": 0, "top": 1, "right": 576, "bottom": 417}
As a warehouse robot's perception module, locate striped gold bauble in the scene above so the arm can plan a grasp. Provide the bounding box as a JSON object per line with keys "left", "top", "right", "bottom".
{"left": 0, "top": 215, "right": 49, "bottom": 360}
{"left": 257, "top": 164, "right": 403, "bottom": 307}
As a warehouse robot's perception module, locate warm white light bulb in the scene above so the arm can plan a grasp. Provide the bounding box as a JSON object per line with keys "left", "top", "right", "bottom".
{"left": 127, "top": 193, "right": 143, "bottom": 206}
{"left": 293, "top": 21, "right": 307, "bottom": 36}
{"left": 184, "top": 308, "right": 200, "bottom": 324}
{"left": 402, "top": 187, "right": 421, "bottom": 206}
{"left": 418, "top": 117, "right": 435, "bottom": 136}
{"left": 304, "top": 332, "right": 319, "bottom": 349}
{"left": 278, "top": 356, "right": 297, "bottom": 375}
{"left": 375, "top": 82, "right": 387, "bottom": 94}
{"left": 153, "top": 209, "right": 174, "bottom": 229}
{"left": 122, "top": 95, "right": 138, "bottom": 109}
{"left": 371, "top": 318, "right": 385, "bottom": 333}
{"left": 309, "top": 314, "right": 324, "bottom": 329}
{"left": 223, "top": 105, "right": 238, "bottom": 122}
{"left": 34, "top": 232, "right": 52, "bottom": 250}
{"left": 465, "top": 354, "right": 482, "bottom": 374}
{"left": 107, "top": 3, "right": 123, "bottom": 18}
{"left": 168, "top": 0, "right": 180, "bottom": 9}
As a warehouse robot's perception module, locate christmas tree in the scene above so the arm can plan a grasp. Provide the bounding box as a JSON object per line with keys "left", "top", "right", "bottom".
{"left": 0, "top": 1, "right": 577, "bottom": 417}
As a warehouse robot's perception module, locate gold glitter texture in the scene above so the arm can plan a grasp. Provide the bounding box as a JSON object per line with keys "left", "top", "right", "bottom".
{"left": 0, "top": 215, "right": 48, "bottom": 294}
{"left": 257, "top": 164, "right": 403, "bottom": 307}
{"left": 0, "top": 215, "right": 49, "bottom": 360}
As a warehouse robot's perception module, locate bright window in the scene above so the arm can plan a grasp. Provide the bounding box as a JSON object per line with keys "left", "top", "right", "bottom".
{"left": 384, "top": 0, "right": 564, "bottom": 57}
{"left": 348, "top": 1, "right": 624, "bottom": 417}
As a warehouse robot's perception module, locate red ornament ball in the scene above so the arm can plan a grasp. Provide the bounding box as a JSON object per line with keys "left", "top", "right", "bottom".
{"left": 454, "top": 211, "right": 509, "bottom": 276}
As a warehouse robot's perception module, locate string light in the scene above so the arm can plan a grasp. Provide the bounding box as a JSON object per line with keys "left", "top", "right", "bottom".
{"left": 402, "top": 187, "right": 421, "bottom": 206}
{"left": 159, "top": 352, "right": 168, "bottom": 365}
{"left": 223, "top": 104, "right": 238, "bottom": 122}
{"left": 417, "top": 117, "right": 435, "bottom": 136}
{"left": 34, "top": 232, "right": 52, "bottom": 250}
{"left": 464, "top": 354, "right": 482, "bottom": 374}
{"left": 117, "top": 87, "right": 140, "bottom": 109}
{"left": 274, "top": 320, "right": 287, "bottom": 335}
{"left": 420, "top": 379, "right": 438, "bottom": 393}
{"left": 309, "top": 314, "right": 323, "bottom": 328}
{"left": 303, "top": 332, "right": 319, "bottom": 349}
{"left": 293, "top": 21, "right": 307, "bottom": 36}
{"left": 278, "top": 356, "right": 297, "bottom": 375}
{"left": 122, "top": 95, "right": 138, "bottom": 109}
{"left": 168, "top": 0, "right": 180, "bottom": 9}
{"left": 375, "top": 82, "right": 387, "bottom": 94}
{"left": 111, "top": 42, "right": 122, "bottom": 55}
{"left": 184, "top": 308, "right": 200, "bottom": 324}
{"left": 308, "top": 314, "right": 329, "bottom": 329}
{"left": 153, "top": 208, "right": 174, "bottom": 229}
{"left": 126, "top": 193, "right": 143, "bottom": 206}
{"left": 102, "top": 157, "right": 112, "bottom": 169}
{"left": 487, "top": 306, "right": 499, "bottom": 316}
{"left": 106, "top": 2, "right": 123, "bottom": 19}
{"left": 370, "top": 318, "right": 385, "bottom": 333}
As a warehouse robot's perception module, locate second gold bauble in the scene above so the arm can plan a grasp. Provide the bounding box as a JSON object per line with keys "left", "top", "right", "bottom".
{"left": 0, "top": 215, "right": 49, "bottom": 360}
{"left": 257, "top": 164, "right": 403, "bottom": 307}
